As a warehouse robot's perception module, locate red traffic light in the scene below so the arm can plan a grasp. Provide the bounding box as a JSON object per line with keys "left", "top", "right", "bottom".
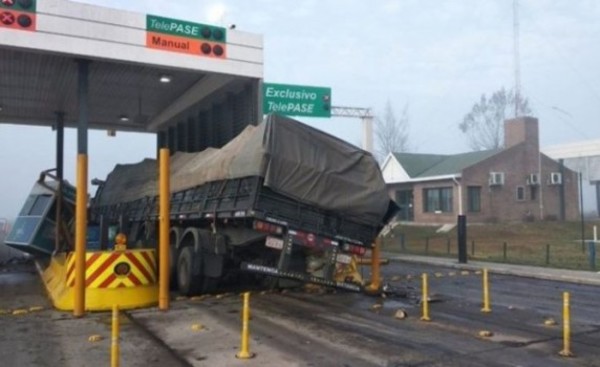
{"left": 0, "top": 4, "right": 36, "bottom": 31}
{"left": 17, "top": 13, "right": 30, "bottom": 27}
{"left": 199, "top": 42, "right": 226, "bottom": 59}
{"left": 1, "top": 11, "right": 14, "bottom": 25}
{"left": 1, "top": 11, "right": 31, "bottom": 27}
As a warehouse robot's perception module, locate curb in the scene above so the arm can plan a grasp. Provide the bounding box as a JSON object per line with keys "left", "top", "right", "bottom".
{"left": 384, "top": 254, "right": 600, "bottom": 287}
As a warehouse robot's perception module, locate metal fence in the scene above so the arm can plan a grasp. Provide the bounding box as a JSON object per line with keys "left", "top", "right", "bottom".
{"left": 384, "top": 232, "right": 599, "bottom": 271}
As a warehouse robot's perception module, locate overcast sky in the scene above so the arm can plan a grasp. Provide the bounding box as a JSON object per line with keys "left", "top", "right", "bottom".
{"left": 1, "top": 0, "right": 600, "bottom": 219}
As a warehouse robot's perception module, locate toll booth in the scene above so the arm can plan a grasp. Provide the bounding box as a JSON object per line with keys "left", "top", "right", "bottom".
{"left": 0, "top": 0, "right": 264, "bottom": 311}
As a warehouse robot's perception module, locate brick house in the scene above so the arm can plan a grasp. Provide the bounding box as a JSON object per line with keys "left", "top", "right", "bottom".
{"left": 381, "top": 117, "right": 580, "bottom": 224}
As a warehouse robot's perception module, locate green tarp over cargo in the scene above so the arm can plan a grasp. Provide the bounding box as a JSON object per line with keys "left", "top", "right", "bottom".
{"left": 94, "top": 114, "right": 390, "bottom": 226}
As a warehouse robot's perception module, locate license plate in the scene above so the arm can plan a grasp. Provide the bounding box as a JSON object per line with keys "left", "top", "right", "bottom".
{"left": 265, "top": 236, "right": 284, "bottom": 250}
{"left": 336, "top": 253, "right": 352, "bottom": 264}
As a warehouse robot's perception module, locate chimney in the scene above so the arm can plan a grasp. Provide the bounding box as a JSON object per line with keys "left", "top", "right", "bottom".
{"left": 504, "top": 116, "right": 539, "bottom": 152}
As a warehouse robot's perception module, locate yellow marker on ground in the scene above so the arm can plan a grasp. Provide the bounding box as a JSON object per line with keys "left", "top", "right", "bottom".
{"left": 479, "top": 330, "right": 493, "bottom": 338}
{"left": 88, "top": 335, "right": 103, "bottom": 342}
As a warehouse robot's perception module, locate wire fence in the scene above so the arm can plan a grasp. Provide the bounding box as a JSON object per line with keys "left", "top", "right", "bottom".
{"left": 383, "top": 232, "right": 598, "bottom": 271}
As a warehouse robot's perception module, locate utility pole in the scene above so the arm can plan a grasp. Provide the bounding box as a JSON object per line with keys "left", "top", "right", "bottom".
{"left": 331, "top": 106, "right": 374, "bottom": 153}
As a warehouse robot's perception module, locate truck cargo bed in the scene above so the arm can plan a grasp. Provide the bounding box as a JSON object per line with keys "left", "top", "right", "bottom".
{"left": 92, "top": 175, "right": 384, "bottom": 246}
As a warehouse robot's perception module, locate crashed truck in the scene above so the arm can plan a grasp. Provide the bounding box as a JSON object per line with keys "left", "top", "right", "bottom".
{"left": 90, "top": 114, "right": 398, "bottom": 295}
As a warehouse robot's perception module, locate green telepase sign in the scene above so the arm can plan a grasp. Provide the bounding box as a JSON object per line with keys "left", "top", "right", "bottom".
{"left": 263, "top": 83, "right": 331, "bottom": 118}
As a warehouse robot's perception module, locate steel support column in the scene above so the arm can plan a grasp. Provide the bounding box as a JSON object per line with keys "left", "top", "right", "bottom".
{"left": 596, "top": 182, "right": 600, "bottom": 217}
{"left": 55, "top": 112, "right": 65, "bottom": 180}
{"left": 54, "top": 112, "right": 65, "bottom": 254}
{"left": 74, "top": 60, "right": 90, "bottom": 317}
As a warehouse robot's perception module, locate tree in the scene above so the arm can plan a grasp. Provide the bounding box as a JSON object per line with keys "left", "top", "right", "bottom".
{"left": 375, "top": 100, "right": 409, "bottom": 162}
{"left": 459, "top": 87, "right": 532, "bottom": 151}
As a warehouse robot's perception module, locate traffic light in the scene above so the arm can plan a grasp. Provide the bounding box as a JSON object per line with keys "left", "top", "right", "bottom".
{"left": 146, "top": 15, "right": 227, "bottom": 59}
{"left": 322, "top": 94, "right": 331, "bottom": 112}
{"left": 0, "top": 0, "right": 36, "bottom": 31}
{"left": 197, "top": 24, "right": 227, "bottom": 59}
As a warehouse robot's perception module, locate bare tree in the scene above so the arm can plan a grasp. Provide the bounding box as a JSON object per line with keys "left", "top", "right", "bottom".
{"left": 459, "top": 87, "right": 532, "bottom": 151}
{"left": 375, "top": 100, "right": 409, "bottom": 161}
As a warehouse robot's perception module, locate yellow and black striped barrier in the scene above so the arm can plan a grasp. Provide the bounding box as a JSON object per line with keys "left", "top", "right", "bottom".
{"left": 40, "top": 248, "right": 158, "bottom": 311}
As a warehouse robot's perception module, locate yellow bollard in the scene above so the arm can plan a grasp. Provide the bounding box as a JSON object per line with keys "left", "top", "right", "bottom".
{"left": 420, "top": 273, "right": 431, "bottom": 322}
{"left": 559, "top": 292, "right": 574, "bottom": 357}
{"left": 366, "top": 236, "right": 382, "bottom": 293}
{"left": 236, "top": 292, "right": 255, "bottom": 359}
{"left": 74, "top": 154, "right": 88, "bottom": 317}
{"left": 159, "top": 148, "right": 170, "bottom": 311}
{"left": 111, "top": 305, "right": 120, "bottom": 367}
{"left": 481, "top": 268, "right": 491, "bottom": 313}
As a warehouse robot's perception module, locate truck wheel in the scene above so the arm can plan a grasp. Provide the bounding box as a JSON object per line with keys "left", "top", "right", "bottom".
{"left": 169, "top": 244, "right": 178, "bottom": 289}
{"left": 177, "top": 246, "right": 202, "bottom": 296}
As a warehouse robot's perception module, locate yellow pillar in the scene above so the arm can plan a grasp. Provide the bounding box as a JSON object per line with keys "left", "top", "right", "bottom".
{"left": 559, "top": 292, "right": 574, "bottom": 357}
{"left": 111, "top": 304, "right": 120, "bottom": 367}
{"left": 236, "top": 292, "right": 254, "bottom": 359}
{"left": 74, "top": 154, "right": 87, "bottom": 317}
{"left": 420, "top": 273, "right": 430, "bottom": 322}
{"left": 366, "top": 236, "right": 382, "bottom": 292}
{"left": 159, "top": 148, "right": 170, "bottom": 311}
{"left": 481, "top": 268, "right": 491, "bottom": 313}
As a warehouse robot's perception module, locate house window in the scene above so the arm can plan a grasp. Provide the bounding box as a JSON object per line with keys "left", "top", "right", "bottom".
{"left": 516, "top": 186, "right": 525, "bottom": 201}
{"left": 424, "top": 187, "right": 453, "bottom": 213}
{"left": 530, "top": 186, "right": 537, "bottom": 201}
{"left": 467, "top": 186, "right": 481, "bottom": 212}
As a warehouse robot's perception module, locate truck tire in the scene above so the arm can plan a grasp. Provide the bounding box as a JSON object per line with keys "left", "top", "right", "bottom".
{"left": 177, "top": 246, "right": 202, "bottom": 296}
{"left": 169, "top": 244, "right": 178, "bottom": 289}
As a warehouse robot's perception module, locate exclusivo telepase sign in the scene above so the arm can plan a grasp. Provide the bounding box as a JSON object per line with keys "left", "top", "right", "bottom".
{"left": 263, "top": 83, "right": 331, "bottom": 118}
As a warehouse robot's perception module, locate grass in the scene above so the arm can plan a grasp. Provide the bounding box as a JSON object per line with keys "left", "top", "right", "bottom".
{"left": 382, "top": 220, "right": 600, "bottom": 271}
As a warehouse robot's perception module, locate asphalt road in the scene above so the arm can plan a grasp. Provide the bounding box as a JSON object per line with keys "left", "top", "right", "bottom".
{"left": 129, "top": 260, "right": 600, "bottom": 366}
{"left": 0, "top": 261, "right": 183, "bottom": 367}
{"left": 1, "top": 260, "right": 599, "bottom": 366}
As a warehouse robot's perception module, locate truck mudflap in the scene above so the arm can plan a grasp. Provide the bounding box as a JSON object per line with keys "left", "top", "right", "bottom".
{"left": 241, "top": 262, "right": 363, "bottom": 292}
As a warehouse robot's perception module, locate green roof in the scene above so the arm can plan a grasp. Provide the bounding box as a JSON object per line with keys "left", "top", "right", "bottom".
{"left": 393, "top": 150, "right": 500, "bottom": 178}
{"left": 392, "top": 153, "right": 446, "bottom": 177}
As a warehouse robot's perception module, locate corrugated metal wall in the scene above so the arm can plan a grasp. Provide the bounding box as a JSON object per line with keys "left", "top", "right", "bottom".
{"left": 157, "top": 80, "right": 260, "bottom": 153}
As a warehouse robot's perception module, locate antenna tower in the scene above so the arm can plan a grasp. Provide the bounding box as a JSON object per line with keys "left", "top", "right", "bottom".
{"left": 513, "top": 0, "right": 521, "bottom": 117}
